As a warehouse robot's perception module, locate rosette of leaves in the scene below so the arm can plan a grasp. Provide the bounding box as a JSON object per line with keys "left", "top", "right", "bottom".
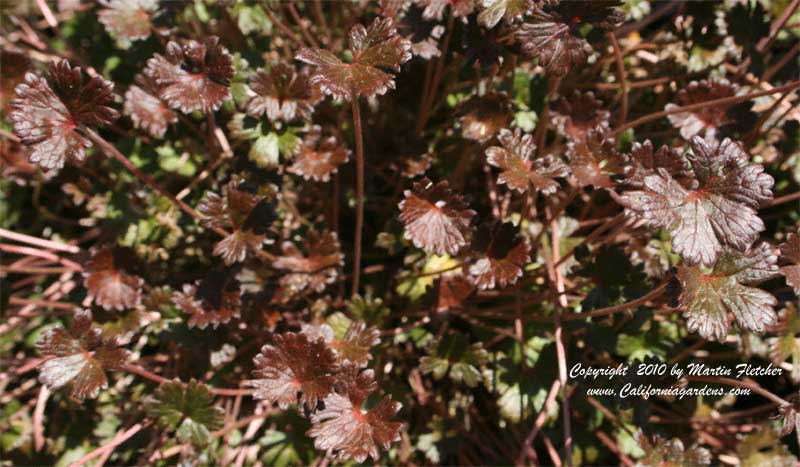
{"left": 485, "top": 128, "right": 569, "bottom": 194}
{"left": 250, "top": 332, "right": 339, "bottom": 410}
{"left": 172, "top": 268, "right": 242, "bottom": 329}
{"left": 419, "top": 332, "right": 488, "bottom": 387}
{"left": 634, "top": 435, "right": 711, "bottom": 467}
{"left": 307, "top": 364, "right": 404, "bottom": 463}
{"left": 399, "top": 177, "right": 477, "bottom": 256}
{"left": 566, "top": 127, "right": 626, "bottom": 188}
{"left": 623, "top": 137, "right": 774, "bottom": 266}
{"left": 302, "top": 320, "right": 380, "bottom": 368}
{"left": 246, "top": 62, "right": 321, "bottom": 123}
{"left": 666, "top": 79, "right": 755, "bottom": 142}
{"left": 769, "top": 305, "right": 800, "bottom": 382}
{"left": 455, "top": 92, "right": 513, "bottom": 143}
{"left": 296, "top": 17, "right": 412, "bottom": 101}
{"left": 780, "top": 231, "right": 800, "bottom": 294}
{"left": 515, "top": 1, "right": 625, "bottom": 76}
{"left": 468, "top": 222, "right": 531, "bottom": 290}
{"left": 146, "top": 380, "right": 224, "bottom": 447}
{"left": 198, "top": 179, "right": 276, "bottom": 265}
{"left": 123, "top": 73, "right": 177, "bottom": 138}
{"left": 36, "top": 309, "right": 129, "bottom": 401}
{"left": 273, "top": 230, "right": 344, "bottom": 295}
{"left": 97, "top": 0, "right": 158, "bottom": 42}
{"left": 83, "top": 246, "right": 144, "bottom": 311}
{"left": 551, "top": 91, "right": 611, "bottom": 142}
{"left": 144, "top": 36, "right": 235, "bottom": 114}
{"left": 288, "top": 127, "right": 350, "bottom": 182}
{"left": 9, "top": 60, "right": 119, "bottom": 170}
{"left": 677, "top": 242, "right": 779, "bottom": 341}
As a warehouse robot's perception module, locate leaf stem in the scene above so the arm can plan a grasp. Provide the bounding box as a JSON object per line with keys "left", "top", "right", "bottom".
{"left": 123, "top": 364, "right": 254, "bottom": 397}
{"left": 351, "top": 96, "right": 365, "bottom": 296}
{"left": 68, "top": 422, "right": 149, "bottom": 467}
{"left": 608, "top": 32, "right": 628, "bottom": 126}
{"left": 560, "top": 281, "right": 669, "bottom": 321}
{"left": 547, "top": 207, "right": 573, "bottom": 467}
{"left": 684, "top": 375, "right": 788, "bottom": 406}
{"left": 612, "top": 80, "right": 800, "bottom": 135}
{"left": 86, "top": 129, "right": 229, "bottom": 238}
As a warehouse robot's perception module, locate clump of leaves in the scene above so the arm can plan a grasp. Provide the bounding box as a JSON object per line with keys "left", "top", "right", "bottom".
{"left": 624, "top": 137, "right": 773, "bottom": 266}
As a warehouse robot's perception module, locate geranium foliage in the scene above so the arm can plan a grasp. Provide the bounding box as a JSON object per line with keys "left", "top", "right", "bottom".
{"left": 4, "top": 2, "right": 800, "bottom": 466}
{"left": 36, "top": 309, "right": 129, "bottom": 401}
{"left": 9, "top": 60, "right": 118, "bottom": 170}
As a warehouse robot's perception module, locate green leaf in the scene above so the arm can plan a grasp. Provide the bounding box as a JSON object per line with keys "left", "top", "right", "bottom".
{"left": 249, "top": 133, "right": 280, "bottom": 168}
{"left": 419, "top": 333, "right": 488, "bottom": 387}
{"left": 146, "top": 380, "right": 224, "bottom": 447}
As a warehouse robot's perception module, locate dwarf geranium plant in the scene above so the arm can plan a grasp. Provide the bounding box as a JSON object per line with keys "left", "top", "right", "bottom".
{"left": 5, "top": 2, "right": 800, "bottom": 466}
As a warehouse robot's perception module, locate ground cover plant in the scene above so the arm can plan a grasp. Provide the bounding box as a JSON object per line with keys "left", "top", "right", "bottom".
{"left": 1, "top": 0, "right": 800, "bottom": 465}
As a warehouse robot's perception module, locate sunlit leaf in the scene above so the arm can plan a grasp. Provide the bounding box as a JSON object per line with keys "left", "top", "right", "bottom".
{"left": 308, "top": 364, "right": 404, "bottom": 462}
{"left": 9, "top": 60, "right": 118, "bottom": 170}
{"left": 288, "top": 127, "right": 350, "bottom": 182}
{"left": 123, "top": 74, "right": 177, "bottom": 138}
{"left": 469, "top": 222, "right": 531, "bottom": 290}
{"left": 624, "top": 137, "right": 773, "bottom": 266}
{"left": 516, "top": 1, "right": 624, "bottom": 76}
{"left": 485, "top": 128, "right": 569, "bottom": 194}
{"left": 83, "top": 247, "right": 144, "bottom": 311}
{"left": 780, "top": 231, "right": 800, "bottom": 294}
{"left": 247, "top": 62, "right": 321, "bottom": 122}
{"left": 251, "top": 332, "right": 339, "bottom": 410}
{"left": 296, "top": 17, "right": 412, "bottom": 101}
{"left": 678, "top": 242, "right": 779, "bottom": 341}
{"left": 273, "top": 230, "right": 344, "bottom": 294}
{"left": 37, "top": 309, "right": 129, "bottom": 401}
{"left": 399, "top": 177, "right": 476, "bottom": 256}
{"left": 144, "top": 36, "right": 234, "bottom": 114}
{"left": 97, "top": 0, "right": 157, "bottom": 41}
